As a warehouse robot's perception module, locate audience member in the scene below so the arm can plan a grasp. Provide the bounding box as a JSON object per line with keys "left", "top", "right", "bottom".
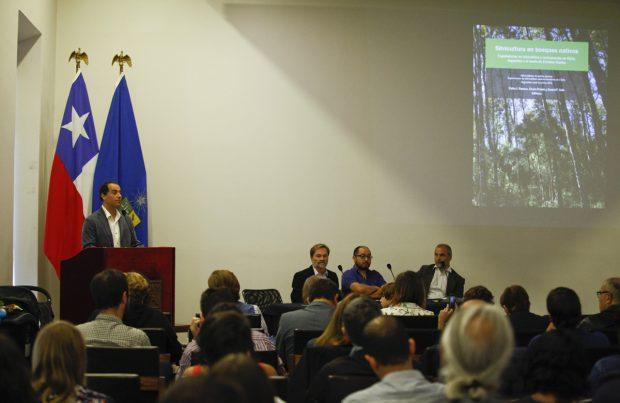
{"left": 440, "top": 304, "right": 514, "bottom": 402}
{"left": 0, "top": 334, "right": 36, "bottom": 403}
{"left": 533, "top": 287, "right": 609, "bottom": 348}
{"left": 314, "top": 293, "right": 360, "bottom": 347}
{"left": 161, "top": 375, "right": 246, "bottom": 403}
{"left": 77, "top": 269, "right": 150, "bottom": 347}
{"left": 208, "top": 269, "right": 270, "bottom": 334}
{"left": 342, "top": 246, "right": 386, "bottom": 298}
{"left": 186, "top": 310, "right": 277, "bottom": 377}
{"left": 178, "top": 289, "right": 275, "bottom": 378}
{"left": 579, "top": 278, "right": 620, "bottom": 332}
{"left": 209, "top": 353, "right": 276, "bottom": 403}
{"left": 123, "top": 271, "right": 183, "bottom": 362}
{"left": 500, "top": 285, "right": 548, "bottom": 331}
{"left": 382, "top": 271, "right": 433, "bottom": 316}
{"left": 523, "top": 329, "right": 588, "bottom": 403}
{"left": 307, "top": 296, "right": 383, "bottom": 402}
{"left": 302, "top": 275, "right": 322, "bottom": 305}
{"left": 276, "top": 277, "right": 338, "bottom": 360}
{"left": 291, "top": 243, "right": 340, "bottom": 303}
{"left": 343, "top": 316, "right": 444, "bottom": 403}
{"left": 463, "top": 285, "right": 494, "bottom": 304}
{"left": 32, "top": 321, "right": 111, "bottom": 402}
{"left": 380, "top": 282, "right": 395, "bottom": 308}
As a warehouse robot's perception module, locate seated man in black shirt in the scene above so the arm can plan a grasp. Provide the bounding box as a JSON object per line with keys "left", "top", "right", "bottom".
{"left": 579, "top": 277, "right": 620, "bottom": 332}
{"left": 306, "top": 296, "right": 382, "bottom": 403}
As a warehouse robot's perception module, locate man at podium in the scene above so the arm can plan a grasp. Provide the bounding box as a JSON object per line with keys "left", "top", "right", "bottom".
{"left": 82, "top": 182, "right": 142, "bottom": 248}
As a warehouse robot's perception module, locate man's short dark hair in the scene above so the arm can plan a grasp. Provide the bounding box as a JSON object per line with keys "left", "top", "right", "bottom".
{"left": 98, "top": 181, "right": 119, "bottom": 201}
{"left": 161, "top": 375, "right": 246, "bottom": 403}
{"left": 463, "top": 285, "right": 494, "bottom": 304}
{"left": 342, "top": 296, "right": 382, "bottom": 346}
{"left": 547, "top": 287, "right": 581, "bottom": 329}
{"left": 436, "top": 243, "right": 452, "bottom": 256}
{"left": 90, "top": 269, "right": 128, "bottom": 309}
{"left": 200, "top": 288, "right": 236, "bottom": 317}
{"left": 209, "top": 302, "right": 242, "bottom": 316}
{"left": 197, "top": 311, "right": 253, "bottom": 365}
{"left": 500, "top": 285, "right": 531, "bottom": 312}
{"left": 363, "top": 316, "right": 410, "bottom": 366}
{"left": 310, "top": 243, "right": 330, "bottom": 257}
{"left": 353, "top": 245, "right": 369, "bottom": 256}
{"left": 308, "top": 278, "right": 338, "bottom": 302}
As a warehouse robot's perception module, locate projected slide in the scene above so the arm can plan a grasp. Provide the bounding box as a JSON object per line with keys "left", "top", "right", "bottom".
{"left": 473, "top": 26, "right": 608, "bottom": 208}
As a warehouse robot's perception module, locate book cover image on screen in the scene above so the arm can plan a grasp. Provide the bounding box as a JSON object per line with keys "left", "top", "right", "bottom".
{"left": 472, "top": 25, "right": 608, "bottom": 209}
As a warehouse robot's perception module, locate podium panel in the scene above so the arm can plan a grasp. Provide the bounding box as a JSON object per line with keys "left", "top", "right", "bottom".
{"left": 60, "top": 247, "right": 175, "bottom": 325}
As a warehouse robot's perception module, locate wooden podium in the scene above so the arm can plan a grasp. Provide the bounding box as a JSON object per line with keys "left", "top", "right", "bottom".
{"left": 60, "top": 247, "right": 175, "bottom": 325}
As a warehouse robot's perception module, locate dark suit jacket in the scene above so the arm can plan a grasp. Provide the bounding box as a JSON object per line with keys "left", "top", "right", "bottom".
{"left": 291, "top": 266, "right": 339, "bottom": 303}
{"left": 418, "top": 264, "right": 465, "bottom": 298}
{"left": 508, "top": 310, "right": 549, "bottom": 332}
{"left": 82, "top": 207, "right": 142, "bottom": 248}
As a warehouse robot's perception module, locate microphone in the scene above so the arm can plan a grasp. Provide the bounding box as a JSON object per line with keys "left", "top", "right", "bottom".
{"left": 386, "top": 263, "right": 395, "bottom": 280}
{"left": 337, "top": 265, "right": 343, "bottom": 273}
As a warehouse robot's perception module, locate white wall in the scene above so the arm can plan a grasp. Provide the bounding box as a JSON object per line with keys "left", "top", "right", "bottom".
{"left": 0, "top": 1, "right": 57, "bottom": 293}
{"left": 45, "top": 0, "right": 620, "bottom": 322}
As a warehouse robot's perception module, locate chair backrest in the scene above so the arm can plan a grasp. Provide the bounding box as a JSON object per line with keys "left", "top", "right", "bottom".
{"left": 270, "top": 376, "right": 288, "bottom": 402}
{"left": 513, "top": 329, "right": 543, "bottom": 347}
{"left": 304, "top": 345, "right": 352, "bottom": 383}
{"left": 254, "top": 349, "right": 278, "bottom": 369}
{"left": 242, "top": 289, "right": 283, "bottom": 311}
{"left": 294, "top": 329, "right": 324, "bottom": 355}
{"left": 406, "top": 328, "right": 440, "bottom": 354}
{"left": 602, "top": 329, "right": 619, "bottom": 345}
{"left": 245, "top": 314, "right": 262, "bottom": 328}
{"left": 140, "top": 328, "right": 167, "bottom": 353}
{"left": 86, "top": 373, "right": 140, "bottom": 403}
{"left": 586, "top": 346, "right": 620, "bottom": 373}
{"left": 392, "top": 315, "right": 438, "bottom": 329}
{"left": 326, "top": 375, "right": 378, "bottom": 403}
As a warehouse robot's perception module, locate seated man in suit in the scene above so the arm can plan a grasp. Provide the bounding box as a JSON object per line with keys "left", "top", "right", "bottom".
{"left": 82, "top": 181, "right": 142, "bottom": 248}
{"left": 418, "top": 244, "right": 465, "bottom": 301}
{"left": 276, "top": 278, "right": 338, "bottom": 361}
{"left": 77, "top": 269, "right": 151, "bottom": 347}
{"left": 291, "top": 243, "right": 339, "bottom": 303}
{"left": 579, "top": 277, "right": 620, "bottom": 332}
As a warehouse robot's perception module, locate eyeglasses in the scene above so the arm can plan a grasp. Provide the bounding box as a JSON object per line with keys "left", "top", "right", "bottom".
{"left": 354, "top": 255, "right": 373, "bottom": 260}
{"left": 596, "top": 291, "right": 611, "bottom": 297}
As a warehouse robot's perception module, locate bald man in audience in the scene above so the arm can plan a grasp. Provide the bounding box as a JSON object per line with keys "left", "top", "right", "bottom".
{"left": 579, "top": 278, "right": 620, "bottom": 332}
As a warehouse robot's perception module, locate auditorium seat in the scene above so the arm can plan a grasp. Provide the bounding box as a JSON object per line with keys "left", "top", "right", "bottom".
{"left": 326, "top": 374, "right": 377, "bottom": 403}
{"left": 140, "top": 328, "right": 166, "bottom": 353}
{"left": 406, "top": 328, "right": 440, "bottom": 353}
{"left": 245, "top": 313, "right": 262, "bottom": 328}
{"left": 86, "top": 373, "right": 140, "bottom": 403}
{"left": 242, "top": 289, "right": 283, "bottom": 312}
{"left": 293, "top": 329, "right": 324, "bottom": 355}
{"left": 254, "top": 349, "right": 279, "bottom": 369}
{"left": 392, "top": 315, "right": 438, "bottom": 329}
{"left": 269, "top": 375, "right": 288, "bottom": 401}
{"left": 86, "top": 346, "right": 160, "bottom": 402}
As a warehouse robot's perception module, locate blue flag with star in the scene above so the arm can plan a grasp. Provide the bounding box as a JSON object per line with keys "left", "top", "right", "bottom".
{"left": 92, "top": 74, "right": 148, "bottom": 245}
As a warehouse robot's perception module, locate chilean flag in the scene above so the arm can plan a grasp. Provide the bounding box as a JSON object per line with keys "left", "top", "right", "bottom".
{"left": 44, "top": 72, "right": 99, "bottom": 277}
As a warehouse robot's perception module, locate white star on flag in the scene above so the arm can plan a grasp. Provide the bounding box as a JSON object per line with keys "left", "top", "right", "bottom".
{"left": 62, "top": 107, "right": 91, "bottom": 147}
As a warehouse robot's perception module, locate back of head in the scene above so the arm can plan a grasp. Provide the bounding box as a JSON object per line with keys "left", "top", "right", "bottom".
{"left": 0, "top": 334, "right": 36, "bottom": 403}
{"left": 125, "top": 271, "right": 150, "bottom": 306}
{"left": 391, "top": 271, "right": 427, "bottom": 308}
{"left": 342, "top": 296, "right": 382, "bottom": 346}
{"left": 198, "top": 311, "right": 253, "bottom": 365}
{"left": 381, "top": 283, "right": 395, "bottom": 300}
{"left": 308, "top": 277, "right": 338, "bottom": 303}
{"left": 440, "top": 304, "right": 514, "bottom": 401}
{"left": 525, "top": 329, "right": 588, "bottom": 400}
{"left": 547, "top": 287, "right": 581, "bottom": 329}
{"left": 161, "top": 375, "right": 246, "bottom": 403}
{"left": 90, "top": 269, "right": 128, "bottom": 309}
{"left": 208, "top": 269, "right": 241, "bottom": 301}
{"left": 200, "top": 288, "right": 237, "bottom": 317}
{"left": 302, "top": 275, "right": 321, "bottom": 304}
{"left": 463, "top": 285, "right": 494, "bottom": 304}
{"left": 363, "top": 316, "right": 410, "bottom": 366}
{"left": 32, "top": 321, "right": 86, "bottom": 403}
{"left": 499, "top": 285, "right": 530, "bottom": 313}
{"left": 209, "top": 353, "right": 275, "bottom": 403}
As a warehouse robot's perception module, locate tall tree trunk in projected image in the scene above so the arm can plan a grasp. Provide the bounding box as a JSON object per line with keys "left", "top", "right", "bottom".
{"left": 473, "top": 26, "right": 487, "bottom": 206}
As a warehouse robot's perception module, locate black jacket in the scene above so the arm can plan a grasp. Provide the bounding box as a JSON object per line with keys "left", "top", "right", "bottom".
{"left": 579, "top": 304, "right": 620, "bottom": 332}
{"left": 418, "top": 264, "right": 465, "bottom": 298}
{"left": 291, "top": 266, "right": 339, "bottom": 303}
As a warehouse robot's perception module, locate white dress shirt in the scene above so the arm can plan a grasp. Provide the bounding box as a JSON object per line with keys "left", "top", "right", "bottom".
{"left": 427, "top": 266, "right": 452, "bottom": 300}
{"left": 313, "top": 266, "right": 328, "bottom": 278}
{"left": 103, "top": 206, "right": 121, "bottom": 247}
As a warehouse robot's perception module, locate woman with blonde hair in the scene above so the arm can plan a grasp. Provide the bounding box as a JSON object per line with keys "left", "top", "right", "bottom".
{"left": 314, "top": 293, "right": 360, "bottom": 347}
{"left": 208, "top": 269, "right": 269, "bottom": 334}
{"left": 32, "top": 320, "right": 110, "bottom": 403}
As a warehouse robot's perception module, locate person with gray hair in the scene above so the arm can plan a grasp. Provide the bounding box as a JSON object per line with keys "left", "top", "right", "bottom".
{"left": 440, "top": 304, "right": 514, "bottom": 402}
{"left": 306, "top": 296, "right": 383, "bottom": 403}
{"left": 579, "top": 277, "right": 620, "bottom": 332}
